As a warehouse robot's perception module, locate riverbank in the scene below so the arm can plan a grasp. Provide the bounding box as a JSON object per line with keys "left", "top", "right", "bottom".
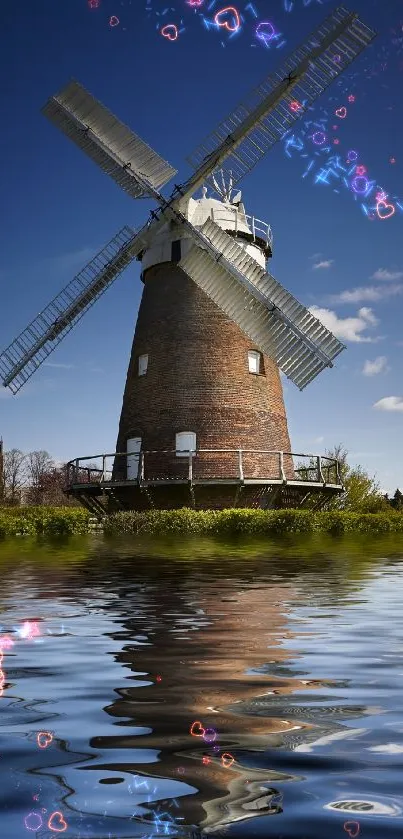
{"left": 1, "top": 506, "right": 403, "bottom": 538}
{"left": 105, "top": 508, "right": 403, "bottom": 535}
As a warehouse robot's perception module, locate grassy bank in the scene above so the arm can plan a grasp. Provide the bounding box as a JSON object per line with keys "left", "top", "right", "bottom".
{"left": 1, "top": 506, "right": 403, "bottom": 539}
{"left": 104, "top": 508, "right": 403, "bottom": 536}
{"left": 0, "top": 506, "right": 90, "bottom": 537}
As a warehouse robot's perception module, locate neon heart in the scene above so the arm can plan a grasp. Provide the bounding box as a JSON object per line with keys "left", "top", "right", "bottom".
{"left": 376, "top": 199, "right": 395, "bottom": 220}
{"left": 221, "top": 751, "right": 235, "bottom": 768}
{"left": 335, "top": 106, "right": 347, "bottom": 118}
{"left": 343, "top": 821, "right": 360, "bottom": 838}
{"left": 48, "top": 811, "right": 68, "bottom": 833}
{"left": 214, "top": 7, "right": 240, "bottom": 32}
{"left": 161, "top": 24, "right": 178, "bottom": 40}
{"left": 109, "top": 15, "right": 120, "bottom": 26}
{"left": 190, "top": 720, "right": 206, "bottom": 737}
{"left": 37, "top": 731, "right": 53, "bottom": 749}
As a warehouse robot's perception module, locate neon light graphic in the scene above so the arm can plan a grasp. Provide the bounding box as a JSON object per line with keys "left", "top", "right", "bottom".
{"left": 203, "top": 727, "right": 217, "bottom": 743}
{"left": 19, "top": 620, "right": 40, "bottom": 640}
{"left": 161, "top": 23, "right": 178, "bottom": 38}
{"left": 289, "top": 100, "right": 302, "bottom": 112}
{"left": 347, "top": 150, "right": 358, "bottom": 162}
{"left": 87, "top": 0, "right": 100, "bottom": 7}
{"left": 109, "top": 15, "right": 120, "bottom": 26}
{"left": 312, "top": 131, "right": 327, "bottom": 145}
{"left": 343, "top": 822, "right": 360, "bottom": 838}
{"left": 24, "top": 812, "right": 43, "bottom": 832}
{"left": 255, "top": 21, "right": 275, "bottom": 46}
{"left": 376, "top": 198, "right": 396, "bottom": 219}
{"left": 335, "top": 106, "right": 347, "bottom": 119}
{"left": 221, "top": 752, "right": 235, "bottom": 768}
{"left": 351, "top": 176, "right": 369, "bottom": 194}
{"left": 214, "top": 7, "right": 240, "bottom": 32}
{"left": 190, "top": 720, "right": 205, "bottom": 737}
{"left": 47, "top": 811, "right": 68, "bottom": 832}
{"left": 36, "top": 731, "right": 54, "bottom": 749}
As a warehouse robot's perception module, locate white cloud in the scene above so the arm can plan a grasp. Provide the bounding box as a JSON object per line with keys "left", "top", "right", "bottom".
{"left": 371, "top": 268, "right": 403, "bottom": 281}
{"left": 373, "top": 396, "right": 403, "bottom": 413}
{"left": 329, "top": 284, "right": 403, "bottom": 304}
{"left": 363, "top": 356, "right": 388, "bottom": 376}
{"left": 368, "top": 743, "right": 403, "bottom": 754}
{"left": 313, "top": 259, "right": 334, "bottom": 270}
{"left": 309, "top": 306, "right": 379, "bottom": 343}
{"left": 43, "top": 362, "right": 75, "bottom": 370}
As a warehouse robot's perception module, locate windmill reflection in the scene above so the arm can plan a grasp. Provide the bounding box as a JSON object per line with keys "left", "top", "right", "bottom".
{"left": 90, "top": 579, "right": 311, "bottom": 833}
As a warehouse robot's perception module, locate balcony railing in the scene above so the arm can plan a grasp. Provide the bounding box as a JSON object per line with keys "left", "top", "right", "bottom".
{"left": 210, "top": 207, "right": 273, "bottom": 250}
{"left": 66, "top": 449, "right": 343, "bottom": 488}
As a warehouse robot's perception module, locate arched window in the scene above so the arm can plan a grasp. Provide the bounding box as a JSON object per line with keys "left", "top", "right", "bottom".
{"left": 176, "top": 431, "right": 196, "bottom": 457}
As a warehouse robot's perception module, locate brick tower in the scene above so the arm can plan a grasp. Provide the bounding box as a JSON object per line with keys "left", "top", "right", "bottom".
{"left": 114, "top": 188, "right": 292, "bottom": 508}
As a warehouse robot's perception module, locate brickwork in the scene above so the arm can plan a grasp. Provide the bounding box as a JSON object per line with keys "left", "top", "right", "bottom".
{"left": 114, "top": 261, "right": 293, "bottom": 496}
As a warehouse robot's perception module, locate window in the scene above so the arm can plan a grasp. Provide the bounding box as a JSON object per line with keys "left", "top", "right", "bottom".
{"left": 176, "top": 431, "right": 196, "bottom": 457}
{"left": 138, "top": 354, "right": 148, "bottom": 376}
{"left": 127, "top": 437, "right": 142, "bottom": 480}
{"left": 248, "top": 350, "right": 262, "bottom": 374}
{"left": 171, "top": 240, "right": 181, "bottom": 263}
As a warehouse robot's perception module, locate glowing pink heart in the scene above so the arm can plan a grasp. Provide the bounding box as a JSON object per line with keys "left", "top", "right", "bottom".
{"left": 161, "top": 24, "right": 178, "bottom": 40}
{"left": 48, "top": 810, "right": 67, "bottom": 832}
{"left": 109, "top": 15, "right": 119, "bottom": 26}
{"left": 190, "top": 720, "right": 205, "bottom": 737}
{"left": 37, "top": 731, "right": 53, "bottom": 749}
{"left": 335, "top": 106, "right": 347, "bottom": 118}
{"left": 376, "top": 199, "right": 395, "bottom": 220}
{"left": 214, "top": 6, "right": 240, "bottom": 32}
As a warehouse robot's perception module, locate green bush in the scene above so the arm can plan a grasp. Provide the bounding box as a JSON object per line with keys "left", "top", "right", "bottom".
{"left": 0, "top": 506, "right": 90, "bottom": 538}
{"left": 105, "top": 507, "right": 403, "bottom": 537}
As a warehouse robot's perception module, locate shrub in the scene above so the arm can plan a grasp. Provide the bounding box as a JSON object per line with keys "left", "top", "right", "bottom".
{"left": 104, "top": 508, "right": 403, "bottom": 537}
{"left": 0, "top": 506, "right": 90, "bottom": 538}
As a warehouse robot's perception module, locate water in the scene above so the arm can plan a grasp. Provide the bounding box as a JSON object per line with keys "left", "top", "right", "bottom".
{"left": 1, "top": 533, "right": 403, "bottom": 838}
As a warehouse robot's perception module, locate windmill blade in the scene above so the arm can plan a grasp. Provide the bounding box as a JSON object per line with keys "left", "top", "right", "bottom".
{"left": 42, "top": 80, "right": 177, "bottom": 199}
{"left": 178, "top": 219, "right": 345, "bottom": 390}
{"left": 0, "top": 226, "right": 144, "bottom": 394}
{"left": 185, "top": 5, "right": 375, "bottom": 195}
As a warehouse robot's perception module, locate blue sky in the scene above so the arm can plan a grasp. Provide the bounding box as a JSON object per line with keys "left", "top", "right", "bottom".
{"left": 0, "top": 0, "right": 402, "bottom": 493}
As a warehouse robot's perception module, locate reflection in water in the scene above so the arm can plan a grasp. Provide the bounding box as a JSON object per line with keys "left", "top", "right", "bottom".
{"left": 0, "top": 535, "right": 403, "bottom": 837}
{"left": 91, "top": 579, "right": 311, "bottom": 833}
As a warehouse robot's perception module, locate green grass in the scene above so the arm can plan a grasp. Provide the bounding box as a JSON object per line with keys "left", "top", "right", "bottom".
{"left": 104, "top": 507, "right": 403, "bottom": 536}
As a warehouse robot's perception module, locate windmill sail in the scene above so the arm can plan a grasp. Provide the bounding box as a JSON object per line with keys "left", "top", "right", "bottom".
{"left": 186, "top": 5, "right": 376, "bottom": 193}
{"left": 179, "top": 219, "right": 345, "bottom": 389}
{"left": 42, "top": 81, "right": 177, "bottom": 199}
{"left": 0, "top": 226, "right": 142, "bottom": 394}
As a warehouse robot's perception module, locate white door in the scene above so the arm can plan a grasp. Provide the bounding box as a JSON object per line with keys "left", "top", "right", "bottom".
{"left": 127, "top": 437, "right": 142, "bottom": 480}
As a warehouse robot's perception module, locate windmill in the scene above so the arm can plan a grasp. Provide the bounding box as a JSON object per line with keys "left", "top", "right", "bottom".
{"left": 0, "top": 5, "right": 376, "bottom": 514}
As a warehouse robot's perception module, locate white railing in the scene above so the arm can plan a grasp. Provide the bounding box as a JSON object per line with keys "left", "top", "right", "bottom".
{"left": 66, "top": 450, "right": 343, "bottom": 488}
{"left": 210, "top": 207, "right": 273, "bottom": 250}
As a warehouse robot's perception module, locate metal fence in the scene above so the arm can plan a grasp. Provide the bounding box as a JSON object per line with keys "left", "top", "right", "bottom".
{"left": 66, "top": 449, "right": 342, "bottom": 487}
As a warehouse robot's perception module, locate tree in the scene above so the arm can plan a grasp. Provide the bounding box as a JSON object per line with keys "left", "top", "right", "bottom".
{"left": 25, "top": 450, "right": 55, "bottom": 505}
{"left": 1, "top": 449, "right": 27, "bottom": 505}
{"left": 324, "top": 443, "right": 390, "bottom": 513}
{"left": 391, "top": 488, "right": 403, "bottom": 511}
